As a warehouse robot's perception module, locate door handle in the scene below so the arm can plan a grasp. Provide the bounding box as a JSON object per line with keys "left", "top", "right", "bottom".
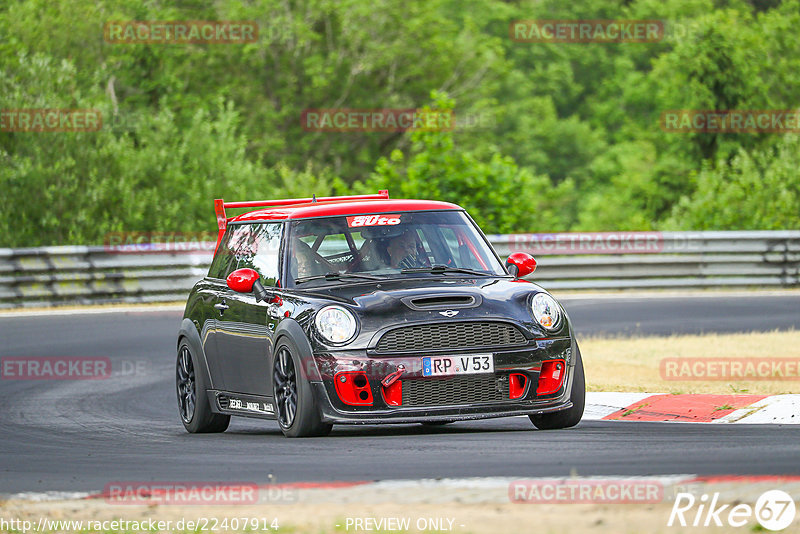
{"left": 214, "top": 301, "right": 229, "bottom": 313}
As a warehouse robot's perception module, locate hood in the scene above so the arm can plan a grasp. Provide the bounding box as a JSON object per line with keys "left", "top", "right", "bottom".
{"left": 295, "top": 276, "right": 566, "bottom": 349}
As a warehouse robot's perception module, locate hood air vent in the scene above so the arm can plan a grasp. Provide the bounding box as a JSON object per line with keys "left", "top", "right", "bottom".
{"left": 402, "top": 294, "right": 479, "bottom": 311}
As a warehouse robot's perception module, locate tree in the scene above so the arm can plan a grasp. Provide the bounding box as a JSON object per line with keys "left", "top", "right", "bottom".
{"left": 362, "top": 93, "right": 576, "bottom": 234}
{"left": 666, "top": 135, "right": 800, "bottom": 230}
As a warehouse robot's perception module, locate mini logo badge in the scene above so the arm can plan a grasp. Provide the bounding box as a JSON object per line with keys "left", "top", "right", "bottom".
{"left": 439, "top": 310, "right": 459, "bottom": 318}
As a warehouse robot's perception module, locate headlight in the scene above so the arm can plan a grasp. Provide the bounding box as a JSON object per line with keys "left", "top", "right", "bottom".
{"left": 531, "top": 293, "right": 562, "bottom": 330}
{"left": 314, "top": 305, "right": 357, "bottom": 344}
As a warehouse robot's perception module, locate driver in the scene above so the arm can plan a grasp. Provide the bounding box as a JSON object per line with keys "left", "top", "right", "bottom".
{"left": 357, "top": 226, "right": 426, "bottom": 271}
{"left": 385, "top": 229, "right": 423, "bottom": 269}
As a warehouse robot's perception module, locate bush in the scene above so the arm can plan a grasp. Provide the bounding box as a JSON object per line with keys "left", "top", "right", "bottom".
{"left": 667, "top": 135, "right": 800, "bottom": 230}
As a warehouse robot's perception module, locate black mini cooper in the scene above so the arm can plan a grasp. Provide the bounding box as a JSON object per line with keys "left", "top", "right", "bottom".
{"left": 176, "top": 191, "right": 584, "bottom": 437}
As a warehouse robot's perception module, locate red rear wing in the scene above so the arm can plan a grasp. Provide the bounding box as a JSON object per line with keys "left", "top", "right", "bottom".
{"left": 213, "top": 190, "right": 390, "bottom": 253}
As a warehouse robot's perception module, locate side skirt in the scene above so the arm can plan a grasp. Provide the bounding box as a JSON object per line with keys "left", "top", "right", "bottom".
{"left": 207, "top": 390, "right": 277, "bottom": 420}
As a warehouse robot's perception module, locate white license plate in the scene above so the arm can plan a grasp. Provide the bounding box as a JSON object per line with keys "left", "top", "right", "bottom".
{"left": 422, "top": 354, "right": 494, "bottom": 377}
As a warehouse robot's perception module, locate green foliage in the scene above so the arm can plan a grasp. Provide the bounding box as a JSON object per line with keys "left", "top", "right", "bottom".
{"left": 0, "top": 53, "right": 334, "bottom": 244}
{"left": 667, "top": 135, "right": 800, "bottom": 230}
{"left": 1, "top": 0, "right": 799, "bottom": 247}
{"left": 364, "top": 94, "right": 576, "bottom": 233}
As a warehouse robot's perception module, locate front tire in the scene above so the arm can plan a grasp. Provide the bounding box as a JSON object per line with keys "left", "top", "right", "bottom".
{"left": 273, "top": 339, "right": 332, "bottom": 438}
{"left": 529, "top": 345, "right": 585, "bottom": 430}
{"left": 176, "top": 340, "right": 230, "bottom": 433}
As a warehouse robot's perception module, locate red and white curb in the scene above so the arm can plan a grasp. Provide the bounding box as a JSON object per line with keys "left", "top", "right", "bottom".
{"left": 585, "top": 392, "right": 799, "bottom": 424}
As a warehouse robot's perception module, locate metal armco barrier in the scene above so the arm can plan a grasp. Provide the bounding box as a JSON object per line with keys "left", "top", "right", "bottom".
{"left": 490, "top": 230, "right": 800, "bottom": 290}
{"left": 0, "top": 231, "right": 798, "bottom": 308}
{"left": 0, "top": 246, "right": 211, "bottom": 309}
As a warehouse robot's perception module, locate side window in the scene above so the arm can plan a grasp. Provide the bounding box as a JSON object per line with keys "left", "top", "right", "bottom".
{"left": 236, "top": 223, "right": 282, "bottom": 286}
{"left": 208, "top": 230, "right": 237, "bottom": 280}
{"left": 207, "top": 223, "right": 283, "bottom": 286}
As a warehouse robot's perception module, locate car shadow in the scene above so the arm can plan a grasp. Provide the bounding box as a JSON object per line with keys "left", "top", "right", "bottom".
{"left": 221, "top": 419, "right": 542, "bottom": 438}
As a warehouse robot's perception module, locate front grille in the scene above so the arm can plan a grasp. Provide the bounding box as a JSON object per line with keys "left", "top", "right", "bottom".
{"left": 217, "top": 395, "right": 229, "bottom": 410}
{"left": 376, "top": 322, "right": 526, "bottom": 353}
{"left": 402, "top": 374, "right": 510, "bottom": 407}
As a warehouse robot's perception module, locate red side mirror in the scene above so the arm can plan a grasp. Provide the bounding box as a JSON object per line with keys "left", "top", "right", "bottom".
{"left": 506, "top": 252, "right": 537, "bottom": 278}
{"left": 226, "top": 268, "right": 260, "bottom": 293}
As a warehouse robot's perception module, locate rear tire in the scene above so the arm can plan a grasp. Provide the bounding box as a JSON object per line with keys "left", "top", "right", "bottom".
{"left": 273, "top": 339, "right": 332, "bottom": 438}
{"left": 176, "top": 340, "right": 230, "bottom": 433}
{"left": 529, "top": 345, "right": 585, "bottom": 430}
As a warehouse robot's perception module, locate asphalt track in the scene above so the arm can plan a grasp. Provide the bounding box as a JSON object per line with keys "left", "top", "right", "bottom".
{"left": 1, "top": 294, "right": 798, "bottom": 493}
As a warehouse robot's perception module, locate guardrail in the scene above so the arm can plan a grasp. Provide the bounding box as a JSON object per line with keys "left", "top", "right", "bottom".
{"left": 0, "top": 231, "right": 798, "bottom": 308}
{"left": 489, "top": 230, "right": 800, "bottom": 290}
{"left": 0, "top": 246, "right": 211, "bottom": 309}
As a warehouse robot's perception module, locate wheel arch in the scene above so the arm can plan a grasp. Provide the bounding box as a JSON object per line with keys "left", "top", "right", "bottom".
{"left": 273, "top": 319, "right": 323, "bottom": 382}
{"left": 177, "top": 318, "right": 215, "bottom": 390}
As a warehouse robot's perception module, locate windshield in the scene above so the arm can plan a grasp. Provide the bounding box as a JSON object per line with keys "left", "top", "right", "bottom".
{"left": 286, "top": 210, "right": 505, "bottom": 286}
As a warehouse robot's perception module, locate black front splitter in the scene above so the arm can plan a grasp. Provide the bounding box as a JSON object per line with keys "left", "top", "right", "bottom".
{"left": 312, "top": 382, "right": 572, "bottom": 425}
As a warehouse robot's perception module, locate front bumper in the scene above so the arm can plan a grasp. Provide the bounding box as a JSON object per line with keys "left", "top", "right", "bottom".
{"left": 310, "top": 337, "right": 576, "bottom": 424}
{"left": 314, "top": 381, "right": 573, "bottom": 424}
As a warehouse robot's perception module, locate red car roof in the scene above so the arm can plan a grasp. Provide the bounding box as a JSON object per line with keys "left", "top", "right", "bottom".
{"left": 230, "top": 198, "right": 462, "bottom": 222}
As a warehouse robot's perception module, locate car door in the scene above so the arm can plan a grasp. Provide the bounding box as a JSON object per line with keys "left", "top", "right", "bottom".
{"left": 192, "top": 279, "right": 228, "bottom": 390}
{"left": 199, "top": 230, "right": 242, "bottom": 390}
{"left": 211, "top": 222, "right": 283, "bottom": 395}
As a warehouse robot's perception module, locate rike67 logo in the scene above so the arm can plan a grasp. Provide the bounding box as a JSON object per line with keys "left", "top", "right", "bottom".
{"left": 669, "top": 490, "right": 796, "bottom": 531}
{"left": 347, "top": 214, "right": 402, "bottom": 228}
